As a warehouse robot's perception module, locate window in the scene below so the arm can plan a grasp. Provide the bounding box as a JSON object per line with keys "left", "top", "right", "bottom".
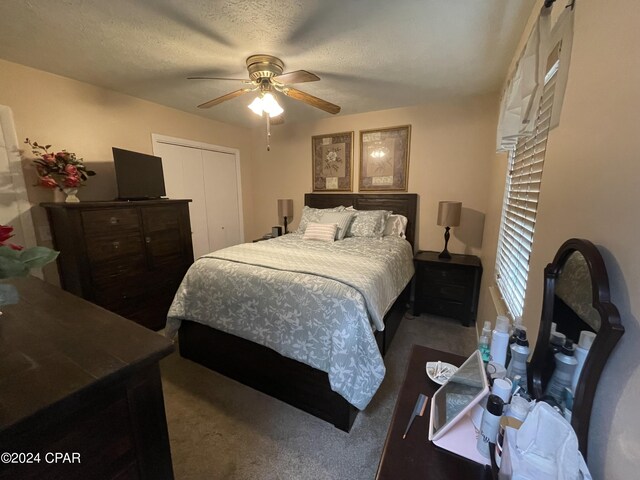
{"left": 495, "top": 61, "right": 558, "bottom": 318}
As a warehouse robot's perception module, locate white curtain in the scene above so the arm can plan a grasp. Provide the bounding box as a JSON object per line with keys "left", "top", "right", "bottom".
{"left": 0, "top": 105, "right": 37, "bottom": 251}
{"left": 497, "top": 3, "right": 575, "bottom": 152}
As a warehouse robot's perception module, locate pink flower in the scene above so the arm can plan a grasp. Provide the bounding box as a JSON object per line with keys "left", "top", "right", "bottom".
{"left": 64, "top": 164, "right": 78, "bottom": 175}
{"left": 40, "top": 176, "right": 58, "bottom": 189}
{"left": 0, "top": 225, "right": 14, "bottom": 243}
{"left": 64, "top": 174, "right": 80, "bottom": 187}
{"left": 0, "top": 225, "right": 23, "bottom": 250}
{"left": 42, "top": 153, "right": 55, "bottom": 163}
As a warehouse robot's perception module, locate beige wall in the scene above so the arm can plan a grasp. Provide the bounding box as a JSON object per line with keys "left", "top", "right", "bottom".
{"left": 247, "top": 95, "right": 498, "bottom": 252}
{"left": 480, "top": 1, "right": 640, "bottom": 477}
{"left": 0, "top": 58, "right": 254, "bottom": 282}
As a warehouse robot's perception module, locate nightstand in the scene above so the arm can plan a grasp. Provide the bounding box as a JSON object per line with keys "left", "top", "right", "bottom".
{"left": 413, "top": 250, "right": 482, "bottom": 326}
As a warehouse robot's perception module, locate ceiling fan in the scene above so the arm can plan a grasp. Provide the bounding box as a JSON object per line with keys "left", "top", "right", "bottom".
{"left": 189, "top": 54, "right": 341, "bottom": 119}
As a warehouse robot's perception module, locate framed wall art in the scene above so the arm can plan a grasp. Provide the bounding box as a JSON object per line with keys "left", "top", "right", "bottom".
{"left": 359, "top": 125, "right": 411, "bottom": 191}
{"left": 311, "top": 131, "right": 353, "bottom": 192}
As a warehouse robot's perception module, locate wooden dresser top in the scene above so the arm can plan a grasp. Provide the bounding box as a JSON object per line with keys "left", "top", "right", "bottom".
{"left": 0, "top": 276, "right": 174, "bottom": 434}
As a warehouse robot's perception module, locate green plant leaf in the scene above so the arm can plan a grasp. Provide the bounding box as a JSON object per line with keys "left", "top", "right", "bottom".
{"left": 19, "top": 246, "right": 59, "bottom": 269}
{"left": 0, "top": 256, "right": 29, "bottom": 278}
{"left": 0, "top": 245, "right": 21, "bottom": 259}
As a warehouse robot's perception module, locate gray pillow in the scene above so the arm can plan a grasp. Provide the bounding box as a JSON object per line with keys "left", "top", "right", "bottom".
{"left": 296, "top": 205, "right": 345, "bottom": 233}
{"left": 346, "top": 210, "right": 391, "bottom": 238}
{"left": 320, "top": 211, "right": 355, "bottom": 240}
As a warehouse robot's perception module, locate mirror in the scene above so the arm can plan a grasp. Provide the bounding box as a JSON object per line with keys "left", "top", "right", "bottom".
{"left": 554, "top": 251, "right": 600, "bottom": 335}
{"left": 529, "top": 239, "right": 624, "bottom": 458}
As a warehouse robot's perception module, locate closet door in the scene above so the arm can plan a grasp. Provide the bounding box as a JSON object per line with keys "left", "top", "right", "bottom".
{"left": 201, "top": 150, "right": 241, "bottom": 250}
{"left": 154, "top": 143, "right": 211, "bottom": 258}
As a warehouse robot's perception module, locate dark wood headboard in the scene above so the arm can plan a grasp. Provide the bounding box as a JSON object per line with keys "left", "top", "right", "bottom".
{"left": 304, "top": 193, "right": 418, "bottom": 251}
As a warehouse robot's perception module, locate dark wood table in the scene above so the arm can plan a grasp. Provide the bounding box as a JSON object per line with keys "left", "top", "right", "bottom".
{"left": 376, "top": 345, "right": 491, "bottom": 480}
{"left": 0, "top": 276, "right": 175, "bottom": 479}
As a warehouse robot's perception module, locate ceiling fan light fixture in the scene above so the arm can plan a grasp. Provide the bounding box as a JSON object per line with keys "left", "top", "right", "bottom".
{"left": 248, "top": 92, "right": 283, "bottom": 118}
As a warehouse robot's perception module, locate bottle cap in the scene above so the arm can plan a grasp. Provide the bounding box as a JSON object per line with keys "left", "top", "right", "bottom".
{"left": 550, "top": 331, "right": 566, "bottom": 346}
{"left": 495, "top": 316, "right": 509, "bottom": 333}
{"left": 483, "top": 320, "right": 492, "bottom": 331}
{"left": 515, "top": 329, "right": 529, "bottom": 347}
{"left": 487, "top": 394, "right": 505, "bottom": 416}
{"left": 578, "top": 330, "right": 596, "bottom": 350}
{"left": 561, "top": 339, "right": 576, "bottom": 356}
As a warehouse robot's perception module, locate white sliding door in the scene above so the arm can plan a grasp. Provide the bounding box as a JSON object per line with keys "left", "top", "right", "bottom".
{"left": 152, "top": 135, "right": 243, "bottom": 259}
{"left": 202, "top": 150, "right": 241, "bottom": 250}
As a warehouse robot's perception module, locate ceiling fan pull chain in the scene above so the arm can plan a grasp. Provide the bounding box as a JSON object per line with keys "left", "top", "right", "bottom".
{"left": 266, "top": 114, "right": 271, "bottom": 151}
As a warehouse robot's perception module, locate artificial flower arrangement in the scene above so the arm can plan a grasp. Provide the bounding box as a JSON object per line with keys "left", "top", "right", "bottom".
{"left": 26, "top": 138, "right": 96, "bottom": 191}
{"left": 0, "top": 224, "right": 59, "bottom": 307}
{"left": 0, "top": 225, "right": 59, "bottom": 279}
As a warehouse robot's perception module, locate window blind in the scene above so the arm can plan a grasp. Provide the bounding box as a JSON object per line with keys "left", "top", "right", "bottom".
{"left": 495, "top": 65, "right": 558, "bottom": 318}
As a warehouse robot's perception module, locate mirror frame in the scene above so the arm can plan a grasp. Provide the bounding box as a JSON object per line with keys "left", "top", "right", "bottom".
{"left": 529, "top": 238, "right": 624, "bottom": 457}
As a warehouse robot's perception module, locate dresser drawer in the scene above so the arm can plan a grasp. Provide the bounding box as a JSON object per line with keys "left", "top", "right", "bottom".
{"left": 419, "top": 264, "right": 472, "bottom": 285}
{"left": 90, "top": 255, "right": 148, "bottom": 289}
{"left": 419, "top": 282, "right": 467, "bottom": 302}
{"left": 85, "top": 232, "right": 144, "bottom": 263}
{"left": 82, "top": 208, "right": 140, "bottom": 234}
{"left": 419, "top": 297, "right": 466, "bottom": 320}
{"left": 95, "top": 278, "right": 181, "bottom": 330}
{"left": 142, "top": 206, "right": 181, "bottom": 232}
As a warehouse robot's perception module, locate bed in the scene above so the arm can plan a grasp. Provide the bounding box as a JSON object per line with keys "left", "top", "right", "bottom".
{"left": 167, "top": 193, "right": 418, "bottom": 431}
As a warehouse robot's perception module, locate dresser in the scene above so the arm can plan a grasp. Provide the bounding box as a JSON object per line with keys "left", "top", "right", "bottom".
{"left": 413, "top": 251, "right": 482, "bottom": 326}
{"left": 0, "top": 276, "right": 174, "bottom": 480}
{"left": 42, "top": 200, "right": 194, "bottom": 330}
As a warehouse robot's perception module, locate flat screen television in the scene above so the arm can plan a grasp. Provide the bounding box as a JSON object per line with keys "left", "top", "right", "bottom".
{"left": 112, "top": 147, "right": 166, "bottom": 200}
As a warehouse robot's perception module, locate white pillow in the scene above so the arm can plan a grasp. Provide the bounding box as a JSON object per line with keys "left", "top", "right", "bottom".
{"left": 383, "top": 214, "right": 408, "bottom": 238}
{"left": 303, "top": 222, "right": 338, "bottom": 242}
{"left": 296, "top": 206, "right": 345, "bottom": 233}
{"left": 319, "top": 211, "right": 355, "bottom": 240}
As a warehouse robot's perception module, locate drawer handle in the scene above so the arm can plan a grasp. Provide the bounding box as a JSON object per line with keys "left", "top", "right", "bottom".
{"left": 145, "top": 236, "right": 151, "bottom": 244}
{"left": 109, "top": 217, "right": 119, "bottom": 225}
{"left": 112, "top": 241, "right": 120, "bottom": 249}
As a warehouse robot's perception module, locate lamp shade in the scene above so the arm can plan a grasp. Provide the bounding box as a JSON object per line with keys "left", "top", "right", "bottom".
{"left": 437, "top": 201, "right": 462, "bottom": 227}
{"left": 278, "top": 199, "right": 293, "bottom": 219}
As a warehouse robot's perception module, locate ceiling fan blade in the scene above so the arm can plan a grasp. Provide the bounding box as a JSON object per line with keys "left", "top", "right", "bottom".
{"left": 197, "top": 89, "right": 251, "bottom": 109}
{"left": 282, "top": 87, "right": 341, "bottom": 114}
{"left": 188, "top": 76, "right": 244, "bottom": 81}
{"left": 273, "top": 70, "right": 320, "bottom": 84}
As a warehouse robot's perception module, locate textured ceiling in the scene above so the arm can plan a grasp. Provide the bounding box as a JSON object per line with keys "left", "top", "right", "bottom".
{"left": 0, "top": 0, "right": 535, "bottom": 127}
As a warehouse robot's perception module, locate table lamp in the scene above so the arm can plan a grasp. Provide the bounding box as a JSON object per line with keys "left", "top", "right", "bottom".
{"left": 278, "top": 199, "right": 293, "bottom": 234}
{"left": 437, "top": 201, "right": 461, "bottom": 259}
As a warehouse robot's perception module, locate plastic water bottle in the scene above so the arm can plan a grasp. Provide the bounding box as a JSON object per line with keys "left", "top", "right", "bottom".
{"left": 505, "top": 316, "right": 524, "bottom": 366}
{"left": 506, "top": 329, "right": 529, "bottom": 388}
{"left": 490, "top": 316, "right": 510, "bottom": 367}
{"left": 478, "top": 324, "right": 490, "bottom": 363}
{"left": 545, "top": 339, "right": 578, "bottom": 404}
{"left": 571, "top": 330, "right": 596, "bottom": 393}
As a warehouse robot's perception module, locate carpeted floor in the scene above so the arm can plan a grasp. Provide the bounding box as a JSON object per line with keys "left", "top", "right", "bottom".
{"left": 160, "top": 312, "right": 478, "bottom": 480}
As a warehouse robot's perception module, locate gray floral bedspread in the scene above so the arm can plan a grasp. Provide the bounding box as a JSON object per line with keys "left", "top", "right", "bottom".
{"left": 166, "top": 234, "right": 414, "bottom": 409}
